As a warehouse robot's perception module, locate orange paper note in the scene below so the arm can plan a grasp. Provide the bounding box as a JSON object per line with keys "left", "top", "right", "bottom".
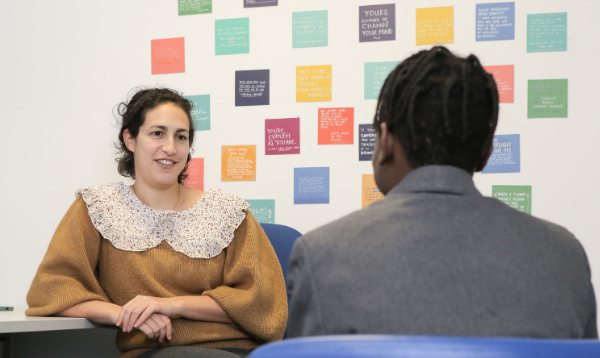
{"left": 483, "top": 65, "right": 514, "bottom": 103}
{"left": 221, "top": 145, "right": 256, "bottom": 181}
{"left": 151, "top": 37, "right": 185, "bottom": 75}
{"left": 318, "top": 108, "right": 354, "bottom": 145}
{"left": 362, "top": 174, "right": 384, "bottom": 208}
{"left": 184, "top": 158, "right": 204, "bottom": 191}
{"left": 416, "top": 6, "right": 454, "bottom": 46}
{"left": 296, "top": 65, "right": 332, "bottom": 102}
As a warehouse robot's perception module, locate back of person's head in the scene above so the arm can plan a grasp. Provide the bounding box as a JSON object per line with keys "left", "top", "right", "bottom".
{"left": 373, "top": 46, "right": 499, "bottom": 173}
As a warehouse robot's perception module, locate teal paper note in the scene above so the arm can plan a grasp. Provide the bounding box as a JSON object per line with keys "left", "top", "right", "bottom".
{"left": 293, "top": 10, "right": 328, "bottom": 48}
{"left": 215, "top": 18, "right": 249, "bottom": 55}
{"left": 364, "top": 61, "right": 398, "bottom": 100}
{"left": 185, "top": 95, "right": 210, "bottom": 131}
{"left": 246, "top": 199, "right": 275, "bottom": 223}
{"left": 527, "top": 13, "right": 567, "bottom": 52}
{"left": 527, "top": 79, "right": 568, "bottom": 118}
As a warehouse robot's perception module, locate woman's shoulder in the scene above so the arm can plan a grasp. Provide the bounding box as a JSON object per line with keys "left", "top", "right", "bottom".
{"left": 197, "top": 187, "right": 250, "bottom": 212}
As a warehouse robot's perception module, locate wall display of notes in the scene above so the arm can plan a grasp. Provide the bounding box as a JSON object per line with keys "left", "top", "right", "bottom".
{"left": 245, "top": 199, "right": 275, "bottom": 223}
{"left": 292, "top": 10, "right": 328, "bottom": 48}
{"left": 151, "top": 38, "right": 185, "bottom": 75}
{"left": 184, "top": 95, "right": 210, "bottom": 131}
{"left": 482, "top": 134, "right": 520, "bottom": 174}
{"left": 364, "top": 61, "right": 398, "bottom": 100}
{"left": 527, "top": 13, "right": 567, "bottom": 52}
{"left": 221, "top": 145, "right": 256, "bottom": 181}
{"left": 294, "top": 167, "right": 330, "bottom": 204}
{"left": 244, "top": 0, "right": 277, "bottom": 8}
{"left": 362, "top": 174, "right": 384, "bottom": 208}
{"left": 296, "top": 65, "right": 332, "bottom": 102}
{"left": 185, "top": 158, "right": 204, "bottom": 191}
{"left": 359, "top": 3, "right": 396, "bottom": 42}
{"left": 178, "top": 0, "right": 211, "bottom": 16}
{"left": 528, "top": 79, "right": 568, "bottom": 118}
{"left": 215, "top": 18, "right": 250, "bottom": 55}
{"left": 416, "top": 6, "right": 454, "bottom": 45}
{"left": 483, "top": 65, "right": 514, "bottom": 103}
{"left": 235, "top": 69, "right": 269, "bottom": 106}
{"left": 492, "top": 185, "right": 532, "bottom": 214}
{"left": 318, "top": 108, "right": 354, "bottom": 145}
{"left": 359, "top": 124, "right": 377, "bottom": 161}
{"left": 475, "top": 2, "right": 515, "bottom": 41}
{"left": 265, "top": 117, "right": 300, "bottom": 155}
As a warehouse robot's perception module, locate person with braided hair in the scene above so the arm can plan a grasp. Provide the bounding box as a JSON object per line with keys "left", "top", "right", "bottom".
{"left": 286, "top": 47, "right": 597, "bottom": 339}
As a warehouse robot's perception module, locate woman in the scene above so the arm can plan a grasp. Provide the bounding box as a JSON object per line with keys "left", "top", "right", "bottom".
{"left": 26, "top": 88, "right": 287, "bottom": 358}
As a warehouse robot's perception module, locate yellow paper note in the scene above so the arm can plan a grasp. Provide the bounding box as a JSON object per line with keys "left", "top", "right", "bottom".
{"left": 362, "top": 174, "right": 384, "bottom": 208}
{"left": 221, "top": 145, "right": 256, "bottom": 181}
{"left": 296, "top": 65, "right": 332, "bottom": 102}
{"left": 416, "top": 6, "right": 454, "bottom": 46}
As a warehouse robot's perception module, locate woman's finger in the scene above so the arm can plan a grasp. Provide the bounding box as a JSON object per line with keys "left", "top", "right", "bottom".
{"left": 134, "top": 302, "right": 159, "bottom": 328}
{"left": 148, "top": 314, "right": 167, "bottom": 343}
{"left": 143, "top": 315, "right": 161, "bottom": 340}
{"left": 137, "top": 322, "right": 154, "bottom": 339}
{"left": 157, "top": 314, "right": 173, "bottom": 341}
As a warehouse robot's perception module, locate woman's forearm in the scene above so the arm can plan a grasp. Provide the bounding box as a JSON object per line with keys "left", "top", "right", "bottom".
{"left": 56, "top": 301, "right": 121, "bottom": 325}
{"left": 170, "top": 296, "right": 233, "bottom": 324}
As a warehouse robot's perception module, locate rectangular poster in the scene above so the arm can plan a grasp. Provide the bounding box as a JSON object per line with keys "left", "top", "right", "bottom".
{"left": 362, "top": 174, "right": 384, "bottom": 208}
{"left": 296, "top": 65, "right": 332, "bottom": 102}
{"left": 185, "top": 95, "right": 210, "bottom": 131}
{"left": 215, "top": 18, "right": 250, "bottom": 55}
{"left": 364, "top": 61, "right": 398, "bottom": 100}
{"left": 179, "top": 0, "right": 211, "bottom": 16}
{"left": 416, "top": 6, "right": 454, "bottom": 45}
{"left": 492, "top": 185, "right": 532, "bottom": 214}
{"left": 265, "top": 117, "right": 300, "bottom": 155}
{"left": 528, "top": 79, "right": 568, "bottom": 118}
{"left": 235, "top": 69, "right": 269, "bottom": 106}
{"left": 359, "top": 4, "right": 396, "bottom": 42}
{"left": 527, "top": 13, "right": 567, "bottom": 52}
{"left": 318, "top": 108, "right": 354, "bottom": 145}
{"left": 483, "top": 65, "right": 514, "bottom": 103}
{"left": 292, "top": 10, "right": 328, "bottom": 48}
{"left": 294, "top": 167, "right": 329, "bottom": 204}
{"left": 359, "top": 124, "right": 377, "bottom": 161}
{"left": 245, "top": 199, "right": 275, "bottom": 223}
{"left": 244, "top": 0, "right": 277, "bottom": 8}
{"left": 185, "top": 158, "right": 204, "bottom": 191}
{"left": 151, "top": 38, "right": 185, "bottom": 75}
{"left": 482, "top": 134, "right": 520, "bottom": 174}
{"left": 475, "top": 2, "right": 515, "bottom": 41}
{"left": 221, "top": 145, "right": 256, "bottom": 181}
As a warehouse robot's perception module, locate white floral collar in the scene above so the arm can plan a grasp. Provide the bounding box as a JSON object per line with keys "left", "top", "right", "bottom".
{"left": 76, "top": 182, "right": 250, "bottom": 258}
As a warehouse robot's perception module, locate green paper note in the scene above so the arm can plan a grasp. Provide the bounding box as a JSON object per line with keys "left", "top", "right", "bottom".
{"left": 492, "top": 185, "right": 532, "bottom": 214}
{"left": 527, "top": 13, "right": 567, "bottom": 52}
{"left": 216, "top": 18, "right": 250, "bottom": 55}
{"left": 246, "top": 199, "right": 275, "bottom": 223}
{"left": 528, "top": 79, "right": 568, "bottom": 118}
{"left": 364, "top": 61, "right": 398, "bottom": 100}
{"left": 178, "top": 0, "right": 212, "bottom": 16}
{"left": 292, "top": 10, "right": 328, "bottom": 48}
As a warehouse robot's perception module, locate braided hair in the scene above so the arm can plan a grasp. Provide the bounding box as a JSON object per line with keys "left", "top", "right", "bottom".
{"left": 374, "top": 46, "right": 499, "bottom": 173}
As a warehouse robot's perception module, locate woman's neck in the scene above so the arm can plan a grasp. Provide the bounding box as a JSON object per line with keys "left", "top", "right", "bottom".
{"left": 131, "top": 179, "right": 181, "bottom": 211}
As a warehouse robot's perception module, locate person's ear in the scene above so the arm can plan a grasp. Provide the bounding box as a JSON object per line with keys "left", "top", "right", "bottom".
{"left": 375, "top": 123, "right": 395, "bottom": 165}
{"left": 123, "top": 129, "right": 136, "bottom": 153}
{"left": 475, "top": 142, "right": 494, "bottom": 172}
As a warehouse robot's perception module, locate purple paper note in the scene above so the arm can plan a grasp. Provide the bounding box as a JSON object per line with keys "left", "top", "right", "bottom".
{"left": 244, "top": 0, "right": 277, "bottom": 8}
{"left": 235, "top": 69, "right": 270, "bottom": 106}
{"left": 359, "top": 4, "right": 396, "bottom": 42}
{"left": 265, "top": 118, "right": 300, "bottom": 155}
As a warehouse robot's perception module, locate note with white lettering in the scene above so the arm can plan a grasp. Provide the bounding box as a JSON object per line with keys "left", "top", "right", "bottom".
{"left": 215, "top": 18, "right": 250, "bottom": 55}
{"left": 185, "top": 95, "right": 210, "bottom": 131}
{"left": 492, "top": 185, "right": 531, "bottom": 214}
{"left": 416, "top": 6, "right": 454, "bottom": 45}
{"left": 527, "top": 13, "right": 567, "bottom": 52}
{"left": 245, "top": 199, "right": 275, "bottom": 223}
{"left": 151, "top": 38, "right": 185, "bottom": 75}
{"left": 293, "top": 10, "right": 328, "bottom": 48}
{"left": 184, "top": 158, "right": 204, "bottom": 191}
{"left": 318, "top": 108, "right": 353, "bottom": 145}
{"left": 359, "top": 4, "right": 396, "bottom": 42}
{"left": 179, "top": 0, "right": 211, "bottom": 16}
{"left": 296, "top": 65, "right": 332, "bottom": 102}
{"left": 476, "top": 2, "right": 514, "bottom": 41}
{"left": 236, "top": 70, "right": 269, "bottom": 106}
{"left": 294, "top": 167, "right": 329, "bottom": 204}
{"left": 482, "top": 135, "right": 520, "bottom": 174}
{"left": 221, "top": 145, "right": 256, "bottom": 181}
{"left": 483, "top": 65, "right": 514, "bottom": 103}
{"left": 528, "top": 79, "right": 568, "bottom": 118}
{"left": 265, "top": 118, "right": 300, "bottom": 155}
{"left": 359, "top": 124, "right": 376, "bottom": 161}
{"left": 244, "top": 0, "right": 277, "bottom": 8}
{"left": 362, "top": 174, "right": 384, "bottom": 208}
{"left": 364, "top": 61, "right": 398, "bottom": 100}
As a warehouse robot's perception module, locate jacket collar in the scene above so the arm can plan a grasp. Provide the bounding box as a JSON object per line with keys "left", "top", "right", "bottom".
{"left": 388, "top": 165, "right": 482, "bottom": 197}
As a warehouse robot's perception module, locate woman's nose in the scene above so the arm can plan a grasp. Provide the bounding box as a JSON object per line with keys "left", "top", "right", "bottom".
{"left": 162, "top": 138, "right": 177, "bottom": 155}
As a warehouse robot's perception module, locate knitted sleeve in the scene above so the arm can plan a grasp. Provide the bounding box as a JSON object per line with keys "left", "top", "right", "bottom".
{"left": 26, "top": 195, "right": 110, "bottom": 316}
{"left": 202, "top": 213, "right": 288, "bottom": 344}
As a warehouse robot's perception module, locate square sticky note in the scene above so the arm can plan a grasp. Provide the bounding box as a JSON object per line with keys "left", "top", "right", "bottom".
{"left": 215, "top": 18, "right": 249, "bottom": 55}
{"left": 178, "top": 0, "right": 211, "bottom": 16}
{"left": 245, "top": 199, "right": 275, "bottom": 223}
{"left": 527, "top": 13, "right": 567, "bottom": 52}
{"left": 492, "top": 185, "right": 532, "bottom": 214}
{"left": 265, "top": 118, "right": 300, "bottom": 155}
{"left": 476, "top": 2, "right": 515, "bottom": 41}
{"left": 235, "top": 70, "right": 269, "bottom": 106}
{"left": 185, "top": 95, "right": 210, "bottom": 131}
{"left": 482, "top": 134, "right": 520, "bottom": 174}
{"left": 296, "top": 65, "right": 332, "bottom": 102}
{"left": 294, "top": 167, "right": 329, "bottom": 204}
{"left": 359, "top": 124, "right": 377, "bottom": 161}
{"left": 528, "top": 79, "right": 568, "bottom": 118}
{"left": 221, "top": 145, "right": 256, "bottom": 181}
{"left": 151, "top": 38, "right": 185, "bottom": 75}
{"left": 185, "top": 158, "right": 204, "bottom": 191}
{"left": 292, "top": 10, "right": 328, "bottom": 48}
{"left": 318, "top": 108, "right": 354, "bottom": 145}
{"left": 359, "top": 4, "right": 396, "bottom": 42}
{"left": 484, "top": 65, "right": 514, "bottom": 103}
{"left": 362, "top": 174, "right": 384, "bottom": 208}
{"left": 416, "top": 6, "right": 454, "bottom": 45}
{"left": 364, "top": 61, "right": 398, "bottom": 100}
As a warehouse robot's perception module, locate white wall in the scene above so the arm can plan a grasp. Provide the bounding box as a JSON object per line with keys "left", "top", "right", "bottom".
{"left": 1, "top": 0, "right": 599, "bottom": 330}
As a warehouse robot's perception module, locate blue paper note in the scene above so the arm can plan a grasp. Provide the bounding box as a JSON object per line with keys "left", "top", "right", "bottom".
{"left": 294, "top": 167, "right": 329, "bottom": 204}
{"left": 482, "top": 134, "right": 520, "bottom": 174}
{"left": 476, "top": 2, "right": 515, "bottom": 41}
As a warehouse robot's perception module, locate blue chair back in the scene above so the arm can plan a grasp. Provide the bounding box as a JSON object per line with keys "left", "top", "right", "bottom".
{"left": 260, "top": 223, "right": 302, "bottom": 281}
{"left": 248, "top": 335, "right": 600, "bottom": 358}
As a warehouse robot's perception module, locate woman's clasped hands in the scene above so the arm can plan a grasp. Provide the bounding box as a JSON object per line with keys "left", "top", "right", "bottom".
{"left": 117, "top": 295, "right": 177, "bottom": 343}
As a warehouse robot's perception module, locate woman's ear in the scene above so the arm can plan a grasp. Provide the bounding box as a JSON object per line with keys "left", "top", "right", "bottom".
{"left": 375, "top": 123, "right": 395, "bottom": 165}
{"left": 123, "top": 129, "right": 136, "bottom": 153}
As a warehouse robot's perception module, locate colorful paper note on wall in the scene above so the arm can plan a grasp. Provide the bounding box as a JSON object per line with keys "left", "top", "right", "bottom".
{"left": 245, "top": 199, "right": 275, "bottom": 223}
{"left": 244, "top": 0, "right": 277, "bottom": 8}
{"left": 364, "top": 61, "right": 398, "bottom": 100}
{"left": 318, "top": 108, "right": 354, "bottom": 145}
{"left": 185, "top": 158, "right": 204, "bottom": 191}
{"left": 296, "top": 65, "right": 332, "bottom": 102}
{"left": 484, "top": 65, "right": 514, "bottom": 103}
{"left": 416, "top": 6, "right": 454, "bottom": 45}
{"left": 215, "top": 18, "right": 249, "bottom": 55}
{"left": 492, "top": 185, "right": 531, "bottom": 214}
{"left": 476, "top": 2, "right": 515, "bottom": 41}
{"left": 528, "top": 79, "right": 568, "bottom": 118}
{"left": 294, "top": 167, "right": 329, "bottom": 204}
{"left": 221, "top": 145, "right": 256, "bottom": 181}
{"left": 482, "top": 134, "right": 520, "bottom": 174}
{"left": 265, "top": 118, "right": 300, "bottom": 155}
{"left": 359, "top": 4, "right": 396, "bottom": 42}
{"left": 235, "top": 70, "right": 269, "bottom": 106}
{"left": 185, "top": 95, "right": 210, "bottom": 131}
{"left": 362, "top": 174, "right": 384, "bottom": 208}
{"left": 151, "top": 38, "right": 185, "bottom": 75}
{"left": 292, "top": 10, "right": 328, "bottom": 48}
{"left": 178, "top": 0, "right": 211, "bottom": 16}
{"left": 527, "top": 13, "right": 567, "bottom": 52}
{"left": 359, "top": 124, "right": 376, "bottom": 161}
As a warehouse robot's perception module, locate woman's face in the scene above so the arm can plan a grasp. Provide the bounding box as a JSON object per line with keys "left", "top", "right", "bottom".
{"left": 124, "top": 102, "right": 191, "bottom": 187}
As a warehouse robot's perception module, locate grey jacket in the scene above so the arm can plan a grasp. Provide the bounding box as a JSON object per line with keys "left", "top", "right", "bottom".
{"left": 287, "top": 165, "right": 597, "bottom": 338}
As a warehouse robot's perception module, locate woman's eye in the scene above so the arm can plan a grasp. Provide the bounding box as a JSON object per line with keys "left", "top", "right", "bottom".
{"left": 177, "top": 134, "right": 188, "bottom": 141}
{"left": 151, "top": 131, "right": 163, "bottom": 136}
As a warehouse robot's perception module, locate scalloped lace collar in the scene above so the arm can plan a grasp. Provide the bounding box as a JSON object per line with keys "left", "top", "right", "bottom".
{"left": 76, "top": 182, "right": 250, "bottom": 258}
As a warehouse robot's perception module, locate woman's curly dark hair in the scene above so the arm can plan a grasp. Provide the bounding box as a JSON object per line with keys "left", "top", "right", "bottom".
{"left": 115, "top": 88, "right": 195, "bottom": 184}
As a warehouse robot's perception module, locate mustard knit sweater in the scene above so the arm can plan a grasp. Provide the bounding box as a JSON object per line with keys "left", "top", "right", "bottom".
{"left": 26, "top": 195, "right": 288, "bottom": 358}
